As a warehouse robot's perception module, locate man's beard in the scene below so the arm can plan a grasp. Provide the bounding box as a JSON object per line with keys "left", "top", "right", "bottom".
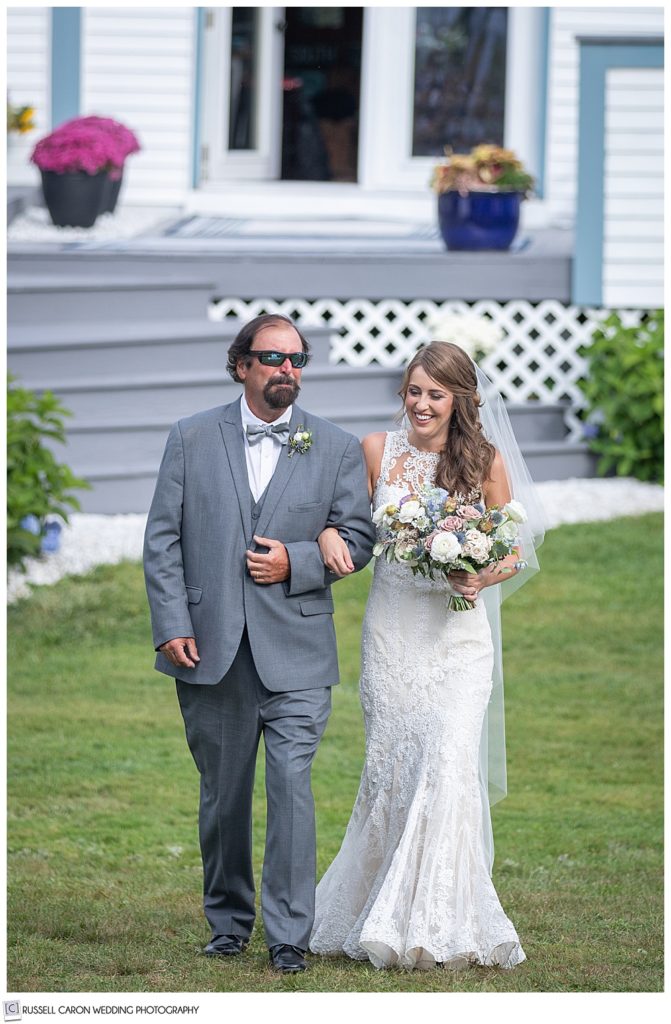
{"left": 264, "top": 375, "right": 300, "bottom": 409}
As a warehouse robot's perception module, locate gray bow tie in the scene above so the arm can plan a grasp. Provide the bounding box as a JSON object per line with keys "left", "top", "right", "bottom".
{"left": 245, "top": 422, "right": 291, "bottom": 446}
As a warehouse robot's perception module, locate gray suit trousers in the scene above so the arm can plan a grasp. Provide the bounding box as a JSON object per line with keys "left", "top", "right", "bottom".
{"left": 176, "top": 630, "right": 331, "bottom": 949}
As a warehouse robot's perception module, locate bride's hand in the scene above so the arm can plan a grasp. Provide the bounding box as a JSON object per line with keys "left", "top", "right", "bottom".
{"left": 448, "top": 570, "right": 485, "bottom": 602}
{"left": 318, "top": 527, "right": 355, "bottom": 575}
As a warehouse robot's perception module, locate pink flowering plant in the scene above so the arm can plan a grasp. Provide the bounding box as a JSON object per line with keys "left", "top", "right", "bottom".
{"left": 31, "top": 115, "right": 140, "bottom": 177}
{"left": 372, "top": 485, "right": 528, "bottom": 611}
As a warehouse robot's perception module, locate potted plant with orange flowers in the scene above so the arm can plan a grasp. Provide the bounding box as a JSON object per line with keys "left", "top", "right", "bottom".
{"left": 431, "top": 144, "right": 534, "bottom": 251}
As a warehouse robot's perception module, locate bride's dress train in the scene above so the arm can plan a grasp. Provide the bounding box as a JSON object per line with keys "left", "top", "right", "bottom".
{"left": 309, "top": 430, "right": 525, "bottom": 970}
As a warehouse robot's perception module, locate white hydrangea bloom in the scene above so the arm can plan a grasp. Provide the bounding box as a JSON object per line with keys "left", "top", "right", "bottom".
{"left": 428, "top": 312, "right": 502, "bottom": 359}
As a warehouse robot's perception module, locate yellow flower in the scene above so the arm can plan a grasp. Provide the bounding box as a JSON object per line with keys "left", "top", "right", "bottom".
{"left": 18, "top": 107, "right": 35, "bottom": 133}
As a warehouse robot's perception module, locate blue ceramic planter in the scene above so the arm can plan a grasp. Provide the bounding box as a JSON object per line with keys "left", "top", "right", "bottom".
{"left": 437, "top": 190, "right": 522, "bottom": 251}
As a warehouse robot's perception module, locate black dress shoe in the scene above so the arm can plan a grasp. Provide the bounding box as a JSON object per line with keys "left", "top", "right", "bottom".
{"left": 203, "top": 934, "right": 247, "bottom": 956}
{"left": 269, "top": 943, "right": 307, "bottom": 973}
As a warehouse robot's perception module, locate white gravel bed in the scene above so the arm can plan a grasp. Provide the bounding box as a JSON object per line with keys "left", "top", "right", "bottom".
{"left": 6, "top": 477, "right": 663, "bottom": 605}
{"left": 7, "top": 203, "right": 176, "bottom": 243}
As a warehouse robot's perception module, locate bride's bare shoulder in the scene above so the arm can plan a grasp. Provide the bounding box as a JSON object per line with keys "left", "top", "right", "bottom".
{"left": 361, "top": 433, "right": 387, "bottom": 493}
{"left": 361, "top": 432, "right": 387, "bottom": 457}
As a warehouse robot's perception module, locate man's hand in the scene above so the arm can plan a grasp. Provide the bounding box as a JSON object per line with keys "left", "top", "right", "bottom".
{"left": 160, "top": 637, "right": 200, "bottom": 668}
{"left": 246, "top": 535, "right": 290, "bottom": 584}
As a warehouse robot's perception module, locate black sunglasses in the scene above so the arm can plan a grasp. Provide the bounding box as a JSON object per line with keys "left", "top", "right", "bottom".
{"left": 251, "top": 350, "right": 308, "bottom": 368}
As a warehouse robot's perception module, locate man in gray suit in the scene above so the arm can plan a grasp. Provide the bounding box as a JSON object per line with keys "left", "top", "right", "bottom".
{"left": 143, "top": 313, "right": 375, "bottom": 973}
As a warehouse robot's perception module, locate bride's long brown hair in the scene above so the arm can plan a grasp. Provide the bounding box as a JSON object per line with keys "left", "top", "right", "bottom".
{"left": 400, "top": 342, "right": 496, "bottom": 496}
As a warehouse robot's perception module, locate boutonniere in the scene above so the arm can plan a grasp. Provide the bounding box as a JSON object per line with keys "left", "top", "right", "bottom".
{"left": 288, "top": 425, "right": 313, "bottom": 458}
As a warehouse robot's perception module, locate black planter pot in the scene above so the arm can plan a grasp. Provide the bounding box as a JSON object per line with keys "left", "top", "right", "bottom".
{"left": 40, "top": 169, "right": 107, "bottom": 228}
{"left": 100, "top": 171, "right": 123, "bottom": 215}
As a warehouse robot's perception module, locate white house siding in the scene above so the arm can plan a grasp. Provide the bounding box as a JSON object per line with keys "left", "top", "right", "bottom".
{"left": 6, "top": 6, "right": 50, "bottom": 187}
{"left": 602, "top": 67, "right": 664, "bottom": 308}
{"left": 544, "top": 6, "right": 664, "bottom": 227}
{"left": 81, "top": 7, "right": 195, "bottom": 203}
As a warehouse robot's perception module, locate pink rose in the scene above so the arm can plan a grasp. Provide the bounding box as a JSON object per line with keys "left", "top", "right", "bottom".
{"left": 424, "top": 530, "right": 439, "bottom": 552}
{"left": 457, "top": 505, "right": 481, "bottom": 520}
{"left": 439, "top": 516, "right": 465, "bottom": 531}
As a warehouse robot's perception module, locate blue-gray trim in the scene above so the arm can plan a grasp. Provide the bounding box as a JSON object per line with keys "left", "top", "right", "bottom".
{"left": 191, "top": 7, "right": 206, "bottom": 188}
{"left": 534, "top": 8, "right": 550, "bottom": 199}
{"left": 51, "top": 7, "right": 81, "bottom": 128}
{"left": 573, "top": 38, "right": 664, "bottom": 306}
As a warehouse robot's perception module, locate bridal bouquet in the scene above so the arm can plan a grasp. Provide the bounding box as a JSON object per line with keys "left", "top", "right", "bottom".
{"left": 372, "top": 486, "right": 528, "bottom": 610}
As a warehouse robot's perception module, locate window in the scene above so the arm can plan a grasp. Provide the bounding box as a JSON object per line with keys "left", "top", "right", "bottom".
{"left": 229, "top": 7, "right": 259, "bottom": 150}
{"left": 412, "top": 7, "right": 508, "bottom": 156}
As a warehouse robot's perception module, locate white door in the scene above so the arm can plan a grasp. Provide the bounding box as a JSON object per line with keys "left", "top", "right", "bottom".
{"left": 200, "top": 6, "right": 284, "bottom": 183}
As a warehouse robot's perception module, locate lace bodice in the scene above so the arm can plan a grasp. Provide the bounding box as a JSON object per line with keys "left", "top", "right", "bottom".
{"left": 373, "top": 429, "right": 483, "bottom": 508}
{"left": 371, "top": 430, "right": 482, "bottom": 595}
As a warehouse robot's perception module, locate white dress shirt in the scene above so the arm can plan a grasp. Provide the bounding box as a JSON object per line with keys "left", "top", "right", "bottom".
{"left": 240, "top": 394, "right": 293, "bottom": 502}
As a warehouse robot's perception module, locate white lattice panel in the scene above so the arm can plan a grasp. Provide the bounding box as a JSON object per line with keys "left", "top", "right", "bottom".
{"left": 209, "top": 298, "right": 646, "bottom": 439}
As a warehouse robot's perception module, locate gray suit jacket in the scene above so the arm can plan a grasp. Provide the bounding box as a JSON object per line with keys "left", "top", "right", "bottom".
{"left": 143, "top": 398, "right": 375, "bottom": 690}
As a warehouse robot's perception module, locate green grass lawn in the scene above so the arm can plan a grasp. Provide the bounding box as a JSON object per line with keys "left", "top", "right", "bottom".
{"left": 6, "top": 513, "right": 663, "bottom": 992}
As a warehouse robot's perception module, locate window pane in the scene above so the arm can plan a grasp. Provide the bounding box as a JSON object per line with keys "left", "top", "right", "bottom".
{"left": 412, "top": 7, "right": 508, "bottom": 157}
{"left": 229, "top": 7, "right": 258, "bottom": 150}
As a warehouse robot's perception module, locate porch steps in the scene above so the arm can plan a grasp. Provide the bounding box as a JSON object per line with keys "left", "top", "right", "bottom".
{"left": 8, "top": 274, "right": 217, "bottom": 323}
{"left": 8, "top": 270, "right": 596, "bottom": 513}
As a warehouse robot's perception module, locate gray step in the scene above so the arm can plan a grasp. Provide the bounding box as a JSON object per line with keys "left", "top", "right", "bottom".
{"left": 44, "top": 403, "right": 401, "bottom": 470}
{"left": 505, "top": 402, "right": 568, "bottom": 443}
{"left": 54, "top": 404, "right": 580, "bottom": 499}
{"left": 20, "top": 365, "right": 403, "bottom": 422}
{"left": 20, "top": 370, "right": 568, "bottom": 445}
{"left": 521, "top": 441, "right": 597, "bottom": 481}
{"left": 69, "top": 439, "right": 595, "bottom": 515}
{"left": 7, "top": 275, "right": 217, "bottom": 323}
{"left": 59, "top": 417, "right": 576, "bottom": 478}
{"left": 8, "top": 320, "right": 335, "bottom": 380}
{"left": 69, "top": 468, "right": 160, "bottom": 515}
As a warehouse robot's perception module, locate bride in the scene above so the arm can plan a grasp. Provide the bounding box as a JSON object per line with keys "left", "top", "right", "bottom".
{"left": 309, "top": 341, "right": 544, "bottom": 971}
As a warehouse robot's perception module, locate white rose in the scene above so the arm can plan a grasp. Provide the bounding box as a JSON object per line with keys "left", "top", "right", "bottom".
{"left": 372, "top": 503, "right": 398, "bottom": 526}
{"left": 496, "top": 520, "right": 520, "bottom": 543}
{"left": 430, "top": 532, "right": 462, "bottom": 563}
{"left": 292, "top": 431, "right": 304, "bottom": 443}
{"left": 398, "top": 499, "right": 422, "bottom": 524}
{"left": 503, "top": 500, "right": 527, "bottom": 523}
{"left": 462, "top": 529, "right": 492, "bottom": 561}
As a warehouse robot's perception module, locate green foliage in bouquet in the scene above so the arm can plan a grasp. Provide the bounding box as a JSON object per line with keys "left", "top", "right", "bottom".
{"left": 578, "top": 311, "right": 663, "bottom": 482}
{"left": 7, "top": 376, "right": 90, "bottom": 569}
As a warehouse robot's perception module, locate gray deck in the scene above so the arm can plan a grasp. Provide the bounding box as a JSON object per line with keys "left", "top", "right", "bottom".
{"left": 8, "top": 218, "right": 573, "bottom": 302}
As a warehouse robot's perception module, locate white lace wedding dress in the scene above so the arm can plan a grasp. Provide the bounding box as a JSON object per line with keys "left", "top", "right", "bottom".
{"left": 310, "top": 429, "right": 526, "bottom": 971}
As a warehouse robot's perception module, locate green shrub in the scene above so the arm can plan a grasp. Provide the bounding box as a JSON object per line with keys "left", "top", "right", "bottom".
{"left": 7, "top": 376, "right": 90, "bottom": 569}
{"left": 578, "top": 311, "right": 664, "bottom": 482}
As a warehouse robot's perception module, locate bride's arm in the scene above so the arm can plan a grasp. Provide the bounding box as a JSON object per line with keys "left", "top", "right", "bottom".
{"left": 450, "top": 450, "right": 520, "bottom": 598}
{"left": 361, "top": 432, "right": 385, "bottom": 498}
{"left": 318, "top": 528, "right": 354, "bottom": 575}
{"left": 318, "top": 433, "right": 385, "bottom": 575}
